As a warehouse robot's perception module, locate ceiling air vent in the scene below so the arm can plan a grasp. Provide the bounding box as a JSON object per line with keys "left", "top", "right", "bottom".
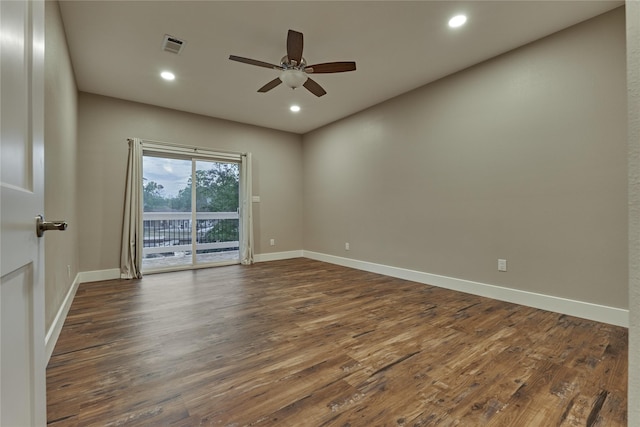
{"left": 162, "top": 34, "right": 186, "bottom": 54}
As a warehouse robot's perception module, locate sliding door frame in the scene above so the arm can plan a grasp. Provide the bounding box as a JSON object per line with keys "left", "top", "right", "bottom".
{"left": 139, "top": 139, "right": 252, "bottom": 273}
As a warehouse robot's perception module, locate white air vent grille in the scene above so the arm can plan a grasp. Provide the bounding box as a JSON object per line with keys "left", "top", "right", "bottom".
{"left": 162, "top": 34, "right": 185, "bottom": 54}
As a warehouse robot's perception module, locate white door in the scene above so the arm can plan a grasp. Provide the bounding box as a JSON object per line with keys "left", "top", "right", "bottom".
{"left": 0, "top": 0, "right": 47, "bottom": 425}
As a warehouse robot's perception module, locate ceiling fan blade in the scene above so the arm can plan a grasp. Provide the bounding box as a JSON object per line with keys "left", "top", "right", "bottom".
{"left": 303, "top": 78, "right": 327, "bottom": 97}
{"left": 229, "top": 55, "right": 282, "bottom": 70}
{"left": 306, "top": 61, "right": 356, "bottom": 74}
{"left": 258, "top": 78, "right": 282, "bottom": 93}
{"left": 287, "top": 30, "right": 304, "bottom": 64}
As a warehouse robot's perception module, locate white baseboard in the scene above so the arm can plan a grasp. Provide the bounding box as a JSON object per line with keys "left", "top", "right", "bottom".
{"left": 75, "top": 256, "right": 306, "bottom": 281}
{"left": 45, "top": 273, "right": 80, "bottom": 363}
{"left": 303, "top": 251, "right": 629, "bottom": 327}
{"left": 77, "top": 268, "right": 120, "bottom": 284}
{"left": 254, "top": 250, "right": 303, "bottom": 263}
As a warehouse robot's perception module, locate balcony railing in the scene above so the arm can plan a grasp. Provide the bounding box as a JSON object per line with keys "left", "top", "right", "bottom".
{"left": 143, "top": 211, "right": 239, "bottom": 258}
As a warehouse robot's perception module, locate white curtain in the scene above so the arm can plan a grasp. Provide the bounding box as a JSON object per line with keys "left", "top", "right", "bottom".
{"left": 120, "top": 138, "right": 143, "bottom": 279}
{"left": 239, "top": 152, "right": 254, "bottom": 265}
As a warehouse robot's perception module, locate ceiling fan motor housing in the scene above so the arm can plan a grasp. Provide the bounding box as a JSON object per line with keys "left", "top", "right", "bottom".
{"left": 281, "top": 55, "right": 307, "bottom": 69}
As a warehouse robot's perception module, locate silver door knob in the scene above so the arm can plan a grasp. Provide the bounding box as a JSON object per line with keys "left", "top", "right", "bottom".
{"left": 36, "top": 215, "right": 68, "bottom": 237}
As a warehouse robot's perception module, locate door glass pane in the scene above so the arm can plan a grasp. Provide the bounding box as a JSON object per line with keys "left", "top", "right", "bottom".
{"left": 195, "top": 160, "right": 240, "bottom": 264}
{"left": 142, "top": 156, "right": 192, "bottom": 271}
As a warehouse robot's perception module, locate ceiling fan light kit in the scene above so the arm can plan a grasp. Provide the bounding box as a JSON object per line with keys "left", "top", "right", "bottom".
{"left": 280, "top": 69, "right": 307, "bottom": 89}
{"left": 229, "top": 29, "right": 356, "bottom": 97}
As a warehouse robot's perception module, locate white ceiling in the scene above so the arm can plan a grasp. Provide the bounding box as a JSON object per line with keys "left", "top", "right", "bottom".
{"left": 58, "top": 1, "right": 622, "bottom": 135}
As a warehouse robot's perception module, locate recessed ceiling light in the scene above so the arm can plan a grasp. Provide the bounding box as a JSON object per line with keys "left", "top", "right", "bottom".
{"left": 290, "top": 105, "right": 301, "bottom": 113}
{"left": 160, "top": 71, "right": 175, "bottom": 81}
{"left": 448, "top": 14, "right": 467, "bottom": 28}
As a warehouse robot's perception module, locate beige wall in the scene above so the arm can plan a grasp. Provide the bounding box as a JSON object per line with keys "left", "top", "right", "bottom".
{"left": 303, "top": 8, "right": 628, "bottom": 309}
{"left": 627, "top": 0, "right": 640, "bottom": 422}
{"left": 44, "top": 1, "right": 79, "bottom": 332}
{"left": 76, "top": 93, "right": 303, "bottom": 272}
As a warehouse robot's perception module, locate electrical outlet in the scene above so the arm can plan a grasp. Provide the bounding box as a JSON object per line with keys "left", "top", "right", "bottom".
{"left": 345, "top": 242, "right": 350, "bottom": 251}
{"left": 270, "top": 238, "right": 275, "bottom": 246}
{"left": 498, "top": 259, "right": 507, "bottom": 272}
{"left": 67, "top": 265, "right": 71, "bottom": 279}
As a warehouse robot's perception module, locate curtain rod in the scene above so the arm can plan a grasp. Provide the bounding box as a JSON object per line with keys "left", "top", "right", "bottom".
{"left": 126, "top": 137, "right": 246, "bottom": 157}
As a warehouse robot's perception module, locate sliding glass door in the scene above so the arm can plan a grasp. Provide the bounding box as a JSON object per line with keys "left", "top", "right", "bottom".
{"left": 141, "top": 154, "right": 240, "bottom": 272}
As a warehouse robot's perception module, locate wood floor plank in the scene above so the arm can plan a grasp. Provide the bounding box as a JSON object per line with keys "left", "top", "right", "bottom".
{"left": 47, "top": 258, "right": 627, "bottom": 426}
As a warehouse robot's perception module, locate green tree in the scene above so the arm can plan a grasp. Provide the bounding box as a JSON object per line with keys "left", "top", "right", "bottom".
{"left": 205, "top": 220, "right": 239, "bottom": 243}
{"left": 172, "top": 163, "right": 239, "bottom": 212}
{"left": 143, "top": 179, "right": 169, "bottom": 212}
{"left": 171, "top": 184, "right": 192, "bottom": 212}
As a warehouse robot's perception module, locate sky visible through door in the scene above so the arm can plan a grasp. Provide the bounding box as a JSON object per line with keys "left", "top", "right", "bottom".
{"left": 143, "top": 156, "right": 191, "bottom": 197}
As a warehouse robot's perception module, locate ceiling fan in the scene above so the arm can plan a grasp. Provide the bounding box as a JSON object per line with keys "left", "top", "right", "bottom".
{"left": 229, "top": 29, "right": 356, "bottom": 97}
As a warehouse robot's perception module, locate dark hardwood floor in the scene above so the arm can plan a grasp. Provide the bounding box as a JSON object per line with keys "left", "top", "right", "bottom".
{"left": 46, "top": 258, "right": 627, "bottom": 426}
